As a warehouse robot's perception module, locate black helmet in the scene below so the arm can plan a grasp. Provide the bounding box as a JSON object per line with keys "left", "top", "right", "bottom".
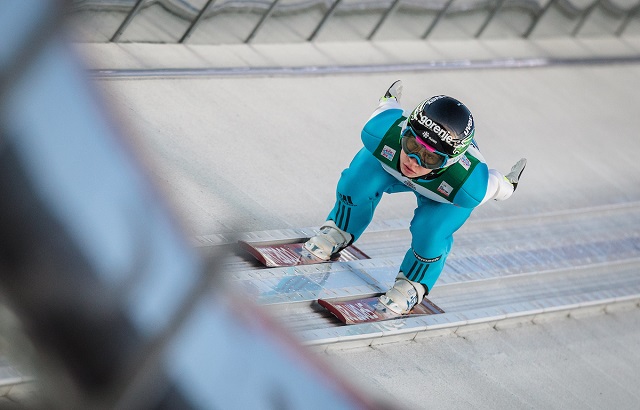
{"left": 406, "top": 95, "right": 475, "bottom": 165}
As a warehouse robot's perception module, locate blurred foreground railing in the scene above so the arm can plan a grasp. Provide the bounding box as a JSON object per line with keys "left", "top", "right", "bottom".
{"left": 0, "top": 1, "right": 380, "bottom": 408}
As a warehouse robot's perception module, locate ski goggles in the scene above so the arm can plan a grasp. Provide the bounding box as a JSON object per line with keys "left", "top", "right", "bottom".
{"left": 401, "top": 127, "right": 448, "bottom": 169}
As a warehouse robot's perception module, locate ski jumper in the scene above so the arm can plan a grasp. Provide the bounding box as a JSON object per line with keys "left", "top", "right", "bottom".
{"left": 327, "top": 98, "right": 513, "bottom": 293}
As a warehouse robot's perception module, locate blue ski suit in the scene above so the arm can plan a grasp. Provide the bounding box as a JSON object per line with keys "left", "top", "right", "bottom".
{"left": 327, "top": 97, "right": 513, "bottom": 293}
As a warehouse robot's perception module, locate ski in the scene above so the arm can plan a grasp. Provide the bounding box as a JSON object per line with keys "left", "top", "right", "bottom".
{"left": 318, "top": 296, "right": 444, "bottom": 325}
{"left": 238, "top": 238, "right": 369, "bottom": 267}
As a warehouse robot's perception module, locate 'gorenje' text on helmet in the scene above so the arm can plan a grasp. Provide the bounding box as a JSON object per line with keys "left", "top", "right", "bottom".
{"left": 406, "top": 95, "right": 475, "bottom": 168}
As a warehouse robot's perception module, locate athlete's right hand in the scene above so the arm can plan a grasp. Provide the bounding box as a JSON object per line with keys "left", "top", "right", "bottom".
{"left": 505, "top": 158, "right": 527, "bottom": 191}
{"left": 383, "top": 80, "right": 402, "bottom": 102}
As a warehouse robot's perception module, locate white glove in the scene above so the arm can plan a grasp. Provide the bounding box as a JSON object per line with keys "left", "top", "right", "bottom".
{"left": 505, "top": 158, "right": 527, "bottom": 191}
{"left": 382, "top": 80, "right": 402, "bottom": 102}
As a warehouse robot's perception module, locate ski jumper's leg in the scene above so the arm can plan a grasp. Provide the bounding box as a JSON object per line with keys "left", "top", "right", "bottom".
{"left": 327, "top": 148, "right": 399, "bottom": 240}
{"left": 400, "top": 195, "right": 473, "bottom": 293}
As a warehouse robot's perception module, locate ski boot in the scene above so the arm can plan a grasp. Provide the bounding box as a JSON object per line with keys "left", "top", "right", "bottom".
{"left": 303, "top": 220, "right": 353, "bottom": 261}
{"left": 378, "top": 273, "right": 427, "bottom": 315}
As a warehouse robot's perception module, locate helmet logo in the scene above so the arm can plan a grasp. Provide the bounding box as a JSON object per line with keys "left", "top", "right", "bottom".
{"left": 452, "top": 137, "right": 472, "bottom": 155}
{"left": 425, "top": 95, "right": 447, "bottom": 105}
{"left": 411, "top": 105, "right": 460, "bottom": 148}
{"left": 463, "top": 115, "right": 474, "bottom": 138}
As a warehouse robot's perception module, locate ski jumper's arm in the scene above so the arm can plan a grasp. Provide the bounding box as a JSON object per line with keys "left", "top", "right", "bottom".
{"left": 482, "top": 157, "right": 527, "bottom": 203}
{"left": 482, "top": 169, "right": 516, "bottom": 203}
{"left": 361, "top": 98, "right": 404, "bottom": 153}
{"left": 454, "top": 145, "right": 516, "bottom": 207}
